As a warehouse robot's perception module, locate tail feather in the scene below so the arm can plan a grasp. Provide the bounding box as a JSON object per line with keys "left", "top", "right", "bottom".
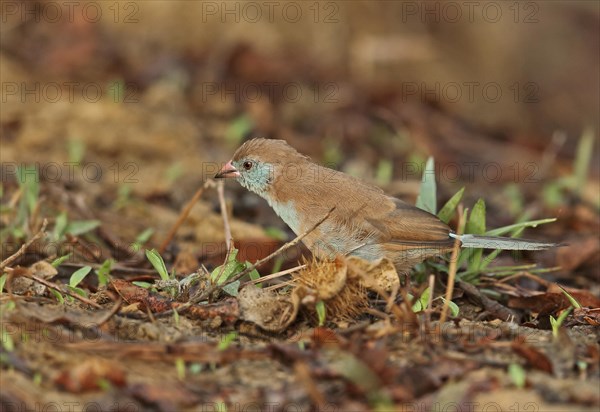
{"left": 450, "top": 233, "right": 556, "bottom": 251}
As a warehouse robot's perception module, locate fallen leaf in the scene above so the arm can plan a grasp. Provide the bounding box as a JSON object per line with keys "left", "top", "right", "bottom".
{"left": 55, "top": 358, "right": 126, "bottom": 393}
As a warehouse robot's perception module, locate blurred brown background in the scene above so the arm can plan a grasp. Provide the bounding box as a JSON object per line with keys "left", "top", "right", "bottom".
{"left": 1, "top": 0, "right": 598, "bottom": 205}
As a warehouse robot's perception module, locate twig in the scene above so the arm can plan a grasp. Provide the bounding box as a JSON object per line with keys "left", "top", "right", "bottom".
{"left": 217, "top": 180, "right": 233, "bottom": 250}
{"left": 96, "top": 297, "right": 123, "bottom": 326}
{"left": 1, "top": 219, "right": 48, "bottom": 271}
{"left": 458, "top": 280, "right": 521, "bottom": 323}
{"left": 244, "top": 264, "right": 307, "bottom": 286}
{"left": 158, "top": 180, "right": 215, "bottom": 254}
{"left": 424, "top": 274, "right": 435, "bottom": 330}
{"left": 439, "top": 205, "right": 464, "bottom": 324}
{"left": 264, "top": 281, "right": 295, "bottom": 292}
{"left": 30, "top": 275, "right": 102, "bottom": 309}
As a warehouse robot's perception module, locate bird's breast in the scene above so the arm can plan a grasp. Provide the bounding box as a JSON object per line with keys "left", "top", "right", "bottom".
{"left": 267, "top": 198, "right": 302, "bottom": 235}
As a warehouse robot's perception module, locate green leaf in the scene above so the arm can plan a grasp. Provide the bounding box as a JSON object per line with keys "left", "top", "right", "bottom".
{"left": 211, "top": 249, "right": 244, "bottom": 285}
{"left": 189, "top": 363, "right": 203, "bottom": 375}
{"left": 559, "top": 287, "right": 582, "bottom": 309}
{"left": 132, "top": 281, "right": 153, "bottom": 288}
{"left": 503, "top": 184, "right": 524, "bottom": 217}
{"left": 542, "top": 182, "right": 564, "bottom": 208}
{"left": 53, "top": 212, "right": 68, "bottom": 241}
{"left": 508, "top": 363, "right": 526, "bottom": 389}
{"left": 221, "top": 280, "right": 241, "bottom": 297}
{"left": 95, "top": 259, "right": 114, "bottom": 287}
{"left": 215, "top": 401, "right": 227, "bottom": 412}
{"left": 375, "top": 159, "right": 393, "bottom": 186}
{"left": 412, "top": 286, "right": 430, "bottom": 312}
{"left": 264, "top": 227, "right": 287, "bottom": 241}
{"left": 131, "top": 228, "right": 155, "bottom": 252}
{"left": 551, "top": 307, "right": 573, "bottom": 338}
{"left": 573, "top": 128, "right": 595, "bottom": 196}
{"left": 0, "top": 274, "right": 7, "bottom": 294}
{"left": 68, "top": 285, "right": 88, "bottom": 297}
{"left": 218, "top": 331, "right": 237, "bottom": 351}
{"left": 210, "top": 251, "right": 247, "bottom": 296}
{"left": 69, "top": 266, "right": 92, "bottom": 288}
{"left": 145, "top": 249, "right": 169, "bottom": 281}
{"left": 440, "top": 298, "right": 460, "bottom": 317}
{"left": 466, "top": 199, "right": 486, "bottom": 235}
{"left": 437, "top": 187, "right": 465, "bottom": 224}
{"left": 51, "top": 253, "right": 72, "bottom": 268}
{"left": 135, "top": 228, "right": 155, "bottom": 245}
{"left": 416, "top": 157, "right": 437, "bottom": 214}
{"left": 246, "top": 262, "right": 262, "bottom": 288}
{"left": 1, "top": 327, "right": 15, "bottom": 352}
{"left": 485, "top": 218, "right": 556, "bottom": 237}
{"left": 466, "top": 199, "right": 486, "bottom": 272}
{"left": 226, "top": 115, "right": 254, "bottom": 144}
{"left": 165, "top": 162, "right": 184, "bottom": 183}
{"left": 65, "top": 220, "right": 100, "bottom": 236}
{"left": 67, "top": 138, "right": 86, "bottom": 164}
{"left": 175, "top": 357, "right": 186, "bottom": 380}
{"left": 50, "top": 289, "right": 65, "bottom": 304}
{"left": 316, "top": 300, "right": 326, "bottom": 326}
{"left": 17, "top": 166, "right": 39, "bottom": 215}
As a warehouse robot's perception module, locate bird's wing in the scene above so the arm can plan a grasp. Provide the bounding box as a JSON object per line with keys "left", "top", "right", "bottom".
{"left": 365, "top": 198, "right": 455, "bottom": 250}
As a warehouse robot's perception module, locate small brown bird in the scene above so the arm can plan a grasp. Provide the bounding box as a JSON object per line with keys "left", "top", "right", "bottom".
{"left": 215, "top": 138, "right": 554, "bottom": 272}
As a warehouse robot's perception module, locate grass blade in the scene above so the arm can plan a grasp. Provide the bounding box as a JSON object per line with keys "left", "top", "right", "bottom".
{"left": 416, "top": 157, "right": 437, "bottom": 214}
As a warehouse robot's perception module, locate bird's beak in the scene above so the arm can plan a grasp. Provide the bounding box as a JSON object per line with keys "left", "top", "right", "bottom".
{"left": 214, "top": 160, "right": 240, "bottom": 179}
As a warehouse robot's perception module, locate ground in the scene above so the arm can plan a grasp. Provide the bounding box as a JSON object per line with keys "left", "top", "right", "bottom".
{"left": 1, "top": 2, "right": 599, "bottom": 411}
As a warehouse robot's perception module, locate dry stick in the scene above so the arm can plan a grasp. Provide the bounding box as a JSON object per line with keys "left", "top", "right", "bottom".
{"left": 423, "top": 273, "right": 436, "bottom": 332}
{"left": 96, "top": 297, "right": 123, "bottom": 326}
{"left": 439, "top": 205, "right": 465, "bottom": 324}
{"left": 210, "top": 180, "right": 234, "bottom": 290}
{"left": 0, "top": 219, "right": 48, "bottom": 271}
{"left": 158, "top": 207, "right": 335, "bottom": 317}
{"left": 30, "top": 275, "right": 102, "bottom": 309}
{"left": 158, "top": 180, "right": 215, "bottom": 254}
{"left": 426, "top": 274, "right": 435, "bottom": 311}
{"left": 264, "top": 280, "right": 295, "bottom": 292}
{"left": 217, "top": 180, "right": 233, "bottom": 250}
{"left": 245, "top": 264, "right": 307, "bottom": 286}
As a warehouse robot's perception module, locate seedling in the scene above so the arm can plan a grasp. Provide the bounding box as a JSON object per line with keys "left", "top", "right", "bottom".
{"left": 145, "top": 249, "right": 170, "bottom": 281}
{"left": 95, "top": 259, "right": 114, "bottom": 287}
{"left": 218, "top": 331, "right": 238, "bottom": 351}
{"left": 51, "top": 253, "right": 72, "bottom": 268}
{"left": 52, "top": 211, "right": 100, "bottom": 242}
{"left": 68, "top": 266, "right": 92, "bottom": 297}
{"left": 210, "top": 248, "right": 260, "bottom": 296}
{"left": 550, "top": 307, "right": 573, "bottom": 338}
{"left": 316, "top": 300, "right": 327, "bottom": 326}
{"left": 508, "top": 363, "right": 526, "bottom": 388}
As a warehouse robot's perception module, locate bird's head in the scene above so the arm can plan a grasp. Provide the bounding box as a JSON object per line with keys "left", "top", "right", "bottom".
{"left": 215, "top": 138, "right": 308, "bottom": 196}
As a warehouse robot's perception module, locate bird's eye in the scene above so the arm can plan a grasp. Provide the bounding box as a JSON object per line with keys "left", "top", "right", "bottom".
{"left": 243, "top": 161, "right": 253, "bottom": 170}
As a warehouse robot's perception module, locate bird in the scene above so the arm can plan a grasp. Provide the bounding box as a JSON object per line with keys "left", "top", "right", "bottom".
{"left": 215, "top": 138, "right": 555, "bottom": 272}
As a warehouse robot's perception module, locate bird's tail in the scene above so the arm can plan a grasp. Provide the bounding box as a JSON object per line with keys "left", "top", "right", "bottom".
{"left": 450, "top": 233, "right": 556, "bottom": 251}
